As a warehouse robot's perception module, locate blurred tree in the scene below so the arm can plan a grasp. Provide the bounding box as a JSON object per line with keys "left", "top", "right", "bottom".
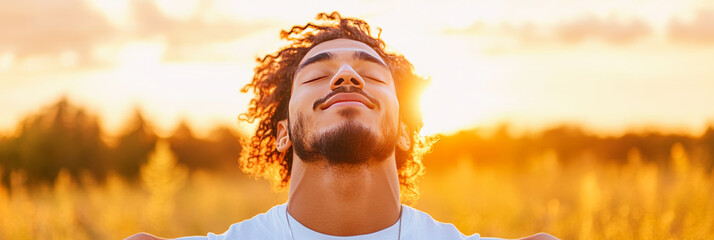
{"left": 698, "top": 125, "right": 714, "bottom": 172}
{"left": 168, "top": 121, "right": 211, "bottom": 170}
{"left": 111, "top": 109, "right": 157, "bottom": 180}
{"left": 168, "top": 121, "right": 242, "bottom": 171}
{"left": 1, "top": 97, "right": 710, "bottom": 189}
{"left": 0, "top": 97, "right": 108, "bottom": 186}
{"left": 540, "top": 125, "right": 590, "bottom": 164}
{"left": 207, "top": 126, "right": 243, "bottom": 170}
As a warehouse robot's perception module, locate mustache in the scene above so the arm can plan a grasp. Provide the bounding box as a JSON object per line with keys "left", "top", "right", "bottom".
{"left": 312, "top": 86, "right": 380, "bottom": 110}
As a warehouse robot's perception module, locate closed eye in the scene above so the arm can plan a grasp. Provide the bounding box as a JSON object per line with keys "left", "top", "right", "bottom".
{"left": 364, "top": 76, "right": 385, "bottom": 84}
{"left": 304, "top": 76, "right": 327, "bottom": 84}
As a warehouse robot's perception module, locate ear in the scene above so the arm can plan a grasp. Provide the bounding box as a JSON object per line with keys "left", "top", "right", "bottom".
{"left": 397, "top": 122, "right": 411, "bottom": 151}
{"left": 276, "top": 119, "right": 292, "bottom": 153}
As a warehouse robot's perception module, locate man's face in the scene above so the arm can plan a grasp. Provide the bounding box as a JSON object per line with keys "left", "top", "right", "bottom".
{"left": 286, "top": 39, "right": 401, "bottom": 165}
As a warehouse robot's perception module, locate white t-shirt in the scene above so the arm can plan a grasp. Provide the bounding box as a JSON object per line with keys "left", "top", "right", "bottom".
{"left": 175, "top": 203, "right": 503, "bottom": 240}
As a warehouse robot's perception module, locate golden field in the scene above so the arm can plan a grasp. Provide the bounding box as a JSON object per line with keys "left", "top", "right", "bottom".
{"left": 1, "top": 140, "right": 712, "bottom": 240}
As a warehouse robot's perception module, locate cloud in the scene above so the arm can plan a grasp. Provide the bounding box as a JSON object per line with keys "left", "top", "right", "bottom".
{"left": 128, "top": 0, "right": 275, "bottom": 61}
{"left": 0, "top": 0, "right": 276, "bottom": 67}
{"left": 555, "top": 15, "right": 651, "bottom": 45}
{"left": 0, "top": 0, "right": 114, "bottom": 62}
{"left": 444, "top": 15, "right": 652, "bottom": 48}
{"left": 669, "top": 9, "right": 714, "bottom": 44}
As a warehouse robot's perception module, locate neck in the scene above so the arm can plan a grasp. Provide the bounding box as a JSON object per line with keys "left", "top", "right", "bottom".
{"left": 287, "top": 154, "right": 402, "bottom": 236}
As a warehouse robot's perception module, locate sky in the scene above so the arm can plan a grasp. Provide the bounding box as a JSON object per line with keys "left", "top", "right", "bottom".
{"left": 1, "top": 0, "right": 713, "bottom": 137}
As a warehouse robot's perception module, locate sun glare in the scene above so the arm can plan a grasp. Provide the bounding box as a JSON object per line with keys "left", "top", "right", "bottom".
{"left": 118, "top": 41, "right": 165, "bottom": 69}
{"left": 418, "top": 58, "right": 511, "bottom": 136}
{"left": 419, "top": 75, "right": 496, "bottom": 136}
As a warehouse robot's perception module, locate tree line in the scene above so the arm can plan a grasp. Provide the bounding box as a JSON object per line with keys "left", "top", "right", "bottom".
{"left": 0, "top": 98, "right": 242, "bottom": 188}
{"left": 1, "top": 97, "right": 712, "bottom": 188}
{"left": 424, "top": 123, "right": 714, "bottom": 174}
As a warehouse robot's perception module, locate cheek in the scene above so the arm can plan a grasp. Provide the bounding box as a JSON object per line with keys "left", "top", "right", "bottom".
{"left": 371, "top": 90, "right": 400, "bottom": 125}
{"left": 289, "top": 88, "right": 320, "bottom": 113}
{"left": 371, "top": 87, "right": 399, "bottom": 112}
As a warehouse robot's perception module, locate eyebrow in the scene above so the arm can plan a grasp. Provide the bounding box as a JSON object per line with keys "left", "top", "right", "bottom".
{"left": 296, "top": 50, "right": 388, "bottom": 72}
{"left": 353, "top": 51, "right": 388, "bottom": 68}
{"left": 297, "top": 52, "right": 334, "bottom": 71}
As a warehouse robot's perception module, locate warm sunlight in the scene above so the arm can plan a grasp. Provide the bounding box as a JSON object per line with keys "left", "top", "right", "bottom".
{"left": 2, "top": 0, "right": 713, "bottom": 136}
{"left": 118, "top": 41, "right": 164, "bottom": 69}
{"left": 3, "top": 1, "right": 714, "bottom": 240}
{"left": 418, "top": 60, "right": 509, "bottom": 136}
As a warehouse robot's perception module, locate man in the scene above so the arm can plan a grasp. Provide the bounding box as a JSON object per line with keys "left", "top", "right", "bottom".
{"left": 128, "top": 12, "right": 557, "bottom": 240}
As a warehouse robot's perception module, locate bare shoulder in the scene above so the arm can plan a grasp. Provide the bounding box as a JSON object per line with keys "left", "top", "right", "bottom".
{"left": 516, "top": 233, "right": 559, "bottom": 240}
{"left": 124, "top": 232, "right": 166, "bottom": 240}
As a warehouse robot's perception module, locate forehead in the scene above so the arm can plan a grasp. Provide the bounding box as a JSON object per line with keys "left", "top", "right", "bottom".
{"left": 299, "top": 39, "right": 384, "bottom": 65}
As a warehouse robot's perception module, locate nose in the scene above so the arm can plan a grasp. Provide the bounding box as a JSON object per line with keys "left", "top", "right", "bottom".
{"left": 329, "top": 64, "right": 365, "bottom": 90}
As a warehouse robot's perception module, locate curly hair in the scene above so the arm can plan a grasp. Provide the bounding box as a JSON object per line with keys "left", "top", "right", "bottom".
{"left": 238, "top": 12, "right": 433, "bottom": 203}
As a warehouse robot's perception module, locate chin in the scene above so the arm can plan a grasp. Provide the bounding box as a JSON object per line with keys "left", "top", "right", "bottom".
{"left": 336, "top": 107, "right": 360, "bottom": 118}
{"left": 291, "top": 111, "right": 397, "bottom": 166}
{"left": 320, "top": 118, "right": 376, "bottom": 136}
{"left": 317, "top": 120, "right": 385, "bottom": 165}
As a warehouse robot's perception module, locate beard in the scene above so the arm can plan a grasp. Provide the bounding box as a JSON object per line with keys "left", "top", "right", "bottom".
{"left": 289, "top": 112, "right": 398, "bottom": 166}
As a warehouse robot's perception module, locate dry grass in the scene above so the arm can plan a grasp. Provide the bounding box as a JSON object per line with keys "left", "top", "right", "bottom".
{"left": 1, "top": 142, "right": 712, "bottom": 239}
